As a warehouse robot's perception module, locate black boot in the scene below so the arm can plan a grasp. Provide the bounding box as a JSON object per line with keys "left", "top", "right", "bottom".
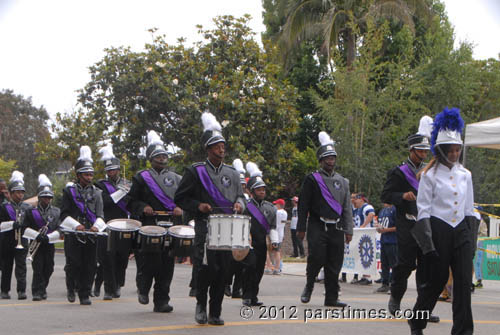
{"left": 301, "top": 284, "right": 313, "bottom": 303}
{"left": 195, "top": 303, "right": 207, "bottom": 324}
{"left": 67, "top": 290, "right": 76, "bottom": 303}
{"left": 388, "top": 295, "right": 401, "bottom": 316}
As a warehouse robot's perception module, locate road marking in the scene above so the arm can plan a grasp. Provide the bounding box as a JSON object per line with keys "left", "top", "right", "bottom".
{"left": 54, "top": 318, "right": 500, "bottom": 335}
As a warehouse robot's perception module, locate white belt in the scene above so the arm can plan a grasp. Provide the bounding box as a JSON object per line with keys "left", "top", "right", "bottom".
{"left": 405, "top": 214, "right": 417, "bottom": 221}
{"left": 320, "top": 217, "right": 340, "bottom": 224}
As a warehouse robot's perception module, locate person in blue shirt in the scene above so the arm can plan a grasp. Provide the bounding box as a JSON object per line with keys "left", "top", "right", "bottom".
{"left": 374, "top": 204, "right": 397, "bottom": 293}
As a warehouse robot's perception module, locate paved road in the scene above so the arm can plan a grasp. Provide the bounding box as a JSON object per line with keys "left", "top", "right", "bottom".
{"left": 0, "top": 254, "right": 499, "bottom": 335}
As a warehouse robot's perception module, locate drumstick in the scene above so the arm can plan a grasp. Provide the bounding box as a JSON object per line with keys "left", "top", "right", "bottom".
{"left": 154, "top": 211, "right": 173, "bottom": 216}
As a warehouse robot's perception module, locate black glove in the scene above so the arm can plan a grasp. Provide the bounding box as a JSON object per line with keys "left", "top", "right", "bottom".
{"left": 36, "top": 234, "right": 49, "bottom": 243}
{"left": 13, "top": 221, "right": 21, "bottom": 230}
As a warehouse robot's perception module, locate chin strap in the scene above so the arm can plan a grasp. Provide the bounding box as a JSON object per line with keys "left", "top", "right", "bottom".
{"left": 436, "top": 145, "right": 460, "bottom": 167}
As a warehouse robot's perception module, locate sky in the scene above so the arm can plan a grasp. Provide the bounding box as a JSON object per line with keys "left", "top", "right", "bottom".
{"left": 0, "top": 0, "right": 499, "bottom": 121}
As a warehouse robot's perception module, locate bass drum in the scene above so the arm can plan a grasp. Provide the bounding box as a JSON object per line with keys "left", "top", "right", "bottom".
{"left": 166, "top": 225, "right": 195, "bottom": 257}
{"left": 107, "top": 219, "right": 142, "bottom": 253}
{"left": 137, "top": 225, "right": 167, "bottom": 253}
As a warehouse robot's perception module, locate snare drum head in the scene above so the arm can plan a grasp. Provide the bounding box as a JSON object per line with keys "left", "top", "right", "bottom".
{"left": 157, "top": 221, "right": 173, "bottom": 228}
{"left": 139, "top": 225, "right": 167, "bottom": 236}
{"left": 168, "top": 225, "right": 195, "bottom": 238}
{"left": 108, "top": 219, "right": 142, "bottom": 231}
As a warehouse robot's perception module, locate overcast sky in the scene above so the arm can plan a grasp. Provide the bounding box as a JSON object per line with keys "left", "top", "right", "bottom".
{"left": 0, "top": 0, "right": 499, "bottom": 120}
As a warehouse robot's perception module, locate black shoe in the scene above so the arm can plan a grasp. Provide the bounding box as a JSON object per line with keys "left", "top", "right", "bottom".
{"left": 93, "top": 286, "right": 101, "bottom": 298}
{"left": 67, "top": 291, "right": 76, "bottom": 303}
{"left": 138, "top": 293, "right": 149, "bottom": 305}
{"left": 208, "top": 315, "right": 224, "bottom": 326}
{"left": 428, "top": 314, "right": 440, "bottom": 323}
{"left": 80, "top": 297, "right": 92, "bottom": 305}
{"left": 251, "top": 299, "right": 263, "bottom": 306}
{"left": 32, "top": 294, "right": 42, "bottom": 301}
{"left": 18, "top": 292, "right": 27, "bottom": 300}
{"left": 195, "top": 303, "right": 207, "bottom": 324}
{"left": 224, "top": 285, "right": 231, "bottom": 297}
{"left": 388, "top": 295, "right": 401, "bottom": 316}
{"left": 1, "top": 292, "right": 10, "bottom": 299}
{"left": 113, "top": 287, "right": 121, "bottom": 298}
{"left": 42, "top": 292, "right": 47, "bottom": 300}
{"left": 189, "top": 288, "right": 197, "bottom": 297}
{"left": 242, "top": 299, "right": 252, "bottom": 306}
{"left": 324, "top": 300, "right": 348, "bottom": 308}
{"left": 231, "top": 288, "right": 243, "bottom": 299}
{"left": 411, "top": 329, "right": 423, "bottom": 335}
{"left": 153, "top": 303, "right": 173, "bottom": 313}
{"left": 103, "top": 292, "right": 113, "bottom": 301}
{"left": 301, "top": 285, "right": 313, "bottom": 303}
{"left": 374, "top": 278, "right": 383, "bottom": 284}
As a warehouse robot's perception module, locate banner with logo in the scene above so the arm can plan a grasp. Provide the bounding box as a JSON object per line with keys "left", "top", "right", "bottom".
{"left": 342, "top": 228, "right": 380, "bottom": 276}
{"left": 476, "top": 237, "right": 500, "bottom": 281}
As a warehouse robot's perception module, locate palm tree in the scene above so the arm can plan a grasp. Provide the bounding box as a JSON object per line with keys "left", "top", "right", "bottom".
{"left": 280, "top": 0, "right": 432, "bottom": 68}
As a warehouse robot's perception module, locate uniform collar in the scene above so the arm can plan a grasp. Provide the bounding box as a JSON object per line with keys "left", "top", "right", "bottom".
{"left": 149, "top": 168, "right": 168, "bottom": 176}
{"left": 319, "top": 168, "right": 335, "bottom": 178}
{"left": 37, "top": 204, "right": 51, "bottom": 213}
{"left": 76, "top": 182, "right": 93, "bottom": 191}
{"left": 250, "top": 197, "right": 263, "bottom": 207}
{"left": 206, "top": 159, "right": 223, "bottom": 174}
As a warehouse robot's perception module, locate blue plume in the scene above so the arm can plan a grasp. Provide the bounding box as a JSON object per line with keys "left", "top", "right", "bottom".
{"left": 430, "top": 107, "right": 464, "bottom": 154}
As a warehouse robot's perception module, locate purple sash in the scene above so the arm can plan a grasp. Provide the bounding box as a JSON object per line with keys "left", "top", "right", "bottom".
{"left": 399, "top": 163, "right": 419, "bottom": 191}
{"left": 140, "top": 170, "right": 176, "bottom": 211}
{"left": 32, "top": 209, "right": 53, "bottom": 233}
{"left": 312, "top": 172, "right": 343, "bottom": 216}
{"left": 5, "top": 203, "right": 16, "bottom": 221}
{"left": 195, "top": 165, "right": 233, "bottom": 214}
{"left": 102, "top": 181, "right": 131, "bottom": 216}
{"left": 246, "top": 201, "right": 270, "bottom": 233}
{"left": 69, "top": 187, "right": 97, "bottom": 223}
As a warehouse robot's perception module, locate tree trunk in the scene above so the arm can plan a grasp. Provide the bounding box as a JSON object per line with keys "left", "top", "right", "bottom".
{"left": 346, "top": 28, "right": 356, "bottom": 68}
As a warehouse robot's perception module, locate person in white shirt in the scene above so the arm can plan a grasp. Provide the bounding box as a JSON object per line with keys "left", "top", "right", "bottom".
{"left": 272, "top": 199, "right": 287, "bottom": 274}
{"left": 408, "top": 108, "right": 477, "bottom": 335}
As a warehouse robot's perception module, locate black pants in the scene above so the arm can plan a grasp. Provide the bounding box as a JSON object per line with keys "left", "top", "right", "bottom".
{"left": 0, "top": 232, "right": 28, "bottom": 294}
{"left": 291, "top": 229, "right": 305, "bottom": 257}
{"left": 31, "top": 243, "right": 55, "bottom": 296}
{"left": 96, "top": 236, "right": 129, "bottom": 294}
{"left": 193, "top": 233, "right": 231, "bottom": 318}
{"left": 409, "top": 218, "right": 473, "bottom": 335}
{"left": 390, "top": 221, "right": 427, "bottom": 301}
{"left": 135, "top": 249, "right": 175, "bottom": 307}
{"left": 380, "top": 243, "right": 398, "bottom": 285}
{"left": 64, "top": 234, "right": 97, "bottom": 300}
{"left": 226, "top": 258, "right": 243, "bottom": 291}
{"left": 241, "top": 242, "right": 267, "bottom": 301}
{"left": 305, "top": 221, "right": 345, "bottom": 304}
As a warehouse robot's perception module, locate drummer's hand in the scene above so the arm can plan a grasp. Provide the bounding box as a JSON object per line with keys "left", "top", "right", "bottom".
{"left": 76, "top": 224, "right": 85, "bottom": 231}
{"left": 143, "top": 205, "right": 154, "bottom": 216}
{"left": 198, "top": 203, "right": 212, "bottom": 214}
{"left": 89, "top": 226, "right": 98, "bottom": 232}
{"left": 233, "top": 202, "right": 243, "bottom": 214}
{"left": 297, "top": 231, "right": 305, "bottom": 240}
{"left": 345, "top": 234, "right": 353, "bottom": 244}
{"left": 173, "top": 207, "right": 183, "bottom": 216}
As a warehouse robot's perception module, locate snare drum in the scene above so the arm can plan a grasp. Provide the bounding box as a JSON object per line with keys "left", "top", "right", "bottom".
{"left": 166, "top": 225, "right": 195, "bottom": 257}
{"left": 207, "top": 214, "right": 251, "bottom": 250}
{"left": 137, "top": 225, "right": 167, "bottom": 253}
{"left": 107, "top": 219, "right": 142, "bottom": 253}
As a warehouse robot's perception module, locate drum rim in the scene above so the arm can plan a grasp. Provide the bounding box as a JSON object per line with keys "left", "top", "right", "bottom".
{"left": 208, "top": 214, "right": 250, "bottom": 219}
{"left": 139, "top": 226, "right": 167, "bottom": 236}
{"left": 107, "top": 219, "right": 142, "bottom": 231}
{"left": 167, "top": 225, "right": 195, "bottom": 238}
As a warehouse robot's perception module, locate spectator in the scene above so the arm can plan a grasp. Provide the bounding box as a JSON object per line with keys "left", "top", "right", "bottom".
{"left": 374, "top": 204, "right": 397, "bottom": 293}
{"left": 352, "top": 193, "right": 375, "bottom": 285}
{"left": 272, "top": 199, "right": 287, "bottom": 274}
{"left": 290, "top": 196, "right": 304, "bottom": 258}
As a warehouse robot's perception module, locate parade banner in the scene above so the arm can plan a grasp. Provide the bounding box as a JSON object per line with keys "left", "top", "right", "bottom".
{"left": 476, "top": 237, "right": 500, "bottom": 281}
{"left": 342, "top": 227, "right": 380, "bottom": 276}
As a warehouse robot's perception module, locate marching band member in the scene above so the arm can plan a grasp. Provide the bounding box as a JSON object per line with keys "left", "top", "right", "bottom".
{"left": 23, "top": 174, "right": 61, "bottom": 301}
{"left": 94, "top": 144, "right": 132, "bottom": 300}
{"left": 409, "top": 108, "right": 477, "bottom": 335}
{"left": 175, "top": 112, "right": 246, "bottom": 326}
{"left": 297, "top": 132, "right": 353, "bottom": 307}
{"left": 381, "top": 116, "right": 439, "bottom": 322}
{"left": 224, "top": 159, "right": 247, "bottom": 299}
{"left": 127, "top": 130, "right": 182, "bottom": 313}
{"left": 0, "top": 171, "right": 31, "bottom": 300}
{"left": 61, "top": 146, "right": 105, "bottom": 305}
{"left": 241, "top": 161, "right": 277, "bottom": 307}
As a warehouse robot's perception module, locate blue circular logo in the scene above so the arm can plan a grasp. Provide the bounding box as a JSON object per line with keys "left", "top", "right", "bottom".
{"left": 358, "top": 234, "right": 375, "bottom": 269}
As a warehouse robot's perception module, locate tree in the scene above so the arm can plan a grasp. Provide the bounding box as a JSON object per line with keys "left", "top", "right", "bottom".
{"left": 0, "top": 89, "right": 53, "bottom": 195}
{"left": 0, "top": 158, "right": 17, "bottom": 181}
{"left": 280, "top": 0, "right": 432, "bottom": 68}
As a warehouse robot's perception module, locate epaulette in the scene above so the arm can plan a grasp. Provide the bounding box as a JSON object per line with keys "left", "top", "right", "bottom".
{"left": 222, "top": 163, "right": 236, "bottom": 171}
{"left": 192, "top": 162, "right": 206, "bottom": 167}
{"left": 65, "top": 182, "right": 75, "bottom": 188}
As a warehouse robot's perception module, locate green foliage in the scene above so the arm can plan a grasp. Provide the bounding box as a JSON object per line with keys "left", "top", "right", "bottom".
{"left": 0, "top": 158, "right": 17, "bottom": 181}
